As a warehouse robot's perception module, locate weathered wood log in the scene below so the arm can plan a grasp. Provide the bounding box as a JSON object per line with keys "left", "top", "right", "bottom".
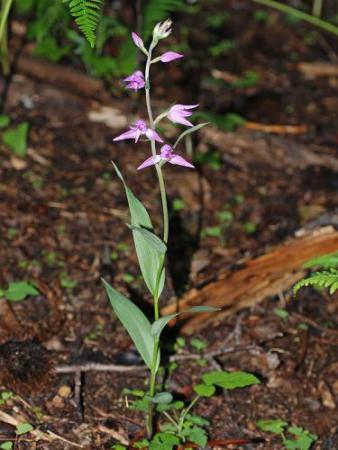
{"left": 161, "top": 226, "right": 338, "bottom": 334}
{"left": 15, "top": 54, "right": 109, "bottom": 101}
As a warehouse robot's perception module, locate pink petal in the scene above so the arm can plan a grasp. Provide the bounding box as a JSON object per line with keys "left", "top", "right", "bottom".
{"left": 172, "top": 104, "right": 199, "bottom": 111}
{"left": 160, "top": 51, "right": 184, "bottom": 63}
{"left": 169, "top": 154, "right": 195, "bottom": 168}
{"left": 169, "top": 114, "right": 194, "bottom": 127}
{"left": 137, "top": 155, "right": 162, "bottom": 170}
{"left": 131, "top": 32, "right": 144, "bottom": 49}
{"left": 113, "top": 129, "right": 137, "bottom": 141}
{"left": 123, "top": 70, "right": 144, "bottom": 82}
{"left": 146, "top": 128, "right": 164, "bottom": 143}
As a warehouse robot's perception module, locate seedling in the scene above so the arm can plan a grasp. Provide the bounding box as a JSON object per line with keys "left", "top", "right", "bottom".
{"left": 0, "top": 281, "right": 39, "bottom": 301}
{"left": 257, "top": 419, "right": 317, "bottom": 450}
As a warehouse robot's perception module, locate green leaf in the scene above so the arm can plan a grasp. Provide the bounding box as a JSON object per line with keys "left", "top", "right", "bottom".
{"left": 151, "top": 306, "right": 220, "bottom": 339}
{"left": 183, "top": 426, "right": 208, "bottom": 447}
{"left": 129, "top": 225, "right": 167, "bottom": 254}
{"left": 293, "top": 268, "right": 338, "bottom": 295}
{"left": 0, "top": 442, "right": 13, "bottom": 450}
{"left": 16, "top": 422, "right": 34, "bottom": 435}
{"left": 102, "top": 279, "right": 156, "bottom": 369}
{"left": 202, "top": 370, "right": 260, "bottom": 389}
{"left": 173, "top": 122, "right": 209, "bottom": 149}
{"left": 303, "top": 251, "right": 338, "bottom": 269}
{"left": 63, "top": 0, "right": 103, "bottom": 48}
{"left": 112, "top": 163, "right": 165, "bottom": 297}
{"left": 5, "top": 281, "right": 39, "bottom": 301}
{"left": 256, "top": 419, "right": 288, "bottom": 433}
{"left": 185, "top": 414, "right": 210, "bottom": 426}
{"left": 150, "top": 432, "right": 180, "bottom": 450}
{"left": 194, "top": 384, "right": 215, "bottom": 397}
{"left": 0, "top": 115, "right": 10, "bottom": 128}
{"left": 3, "top": 122, "right": 29, "bottom": 157}
{"left": 190, "top": 338, "right": 208, "bottom": 351}
{"left": 274, "top": 308, "right": 289, "bottom": 320}
{"left": 148, "top": 392, "right": 173, "bottom": 404}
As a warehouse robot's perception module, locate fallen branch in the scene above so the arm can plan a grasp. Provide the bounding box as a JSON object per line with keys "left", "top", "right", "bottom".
{"left": 161, "top": 226, "right": 338, "bottom": 334}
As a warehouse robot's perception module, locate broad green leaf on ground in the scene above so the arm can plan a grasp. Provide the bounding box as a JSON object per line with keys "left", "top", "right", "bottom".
{"left": 256, "top": 419, "right": 288, "bottom": 433}
{"left": 194, "top": 383, "right": 215, "bottom": 397}
{"left": 182, "top": 426, "right": 208, "bottom": 447}
{"left": 102, "top": 279, "right": 156, "bottom": 369}
{"left": 150, "top": 432, "right": 180, "bottom": 450}
{"left": 202, "top": 370, "right": 260, "bottom": 389}
{"left": 15, "top": 422, "right": 34, "bottom": 435}
{"left": 4, "top": 281, "right": 39, "bottom": 301}
{"left": 112, "top": 163, "right": 165, "bottom": 297}
{"left": 151, "top": 305, "right": 220, "bottom": 339}
{"left": 3, "top": 122, "right": 29, "bottom": 157}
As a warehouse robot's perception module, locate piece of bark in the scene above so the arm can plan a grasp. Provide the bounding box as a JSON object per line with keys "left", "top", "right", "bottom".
{"left": 297, "top": 62, "right": 338, "bottom": 79}
{"left": 15, "top": 54, "right": 109, "bottom": 101}
{"left": 161, "top": 226, "right": 338, "bottom": 334}
{"left": 201, "top": 127, "right": 338, "bottom": 172}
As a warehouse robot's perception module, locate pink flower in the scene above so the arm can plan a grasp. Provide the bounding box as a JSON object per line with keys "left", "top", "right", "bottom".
{"left": 123, "top": 70, "right": 145, "bottom": 91}
{"left": 160, "top": 51, "right": 184, "bottom": 63}
{"left": 137, "top": 144, "right": 194, "bottom": 170}
{"left": 167, "top": 104, "right": 198, "bottom": 127}
{"left": 131, "top": 32, "right": 144, "bottom": 50}
{"left": 113, "top": 120, "right": 163, "bottom": 143}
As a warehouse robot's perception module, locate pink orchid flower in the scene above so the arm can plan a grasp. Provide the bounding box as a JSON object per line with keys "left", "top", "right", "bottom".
{"left": 123, "top": 70, "right": 145, "bottom": 91}
{"left": 113, "top": 120, "right": 163, "bottom": 143}
{"left": 137, "top": 144, "right": 194, "bottom": 170}
{"left": 167, "top": 104, "right": 198, "bottom": 127}
{"left": 160, "top": 51, "right": 184, "bottom": 63}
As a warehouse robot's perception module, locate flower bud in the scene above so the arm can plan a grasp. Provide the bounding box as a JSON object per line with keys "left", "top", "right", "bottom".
{"left": 153, "top": 19, "right": 172, "bottom": 44}
{"left": 131, "top": 32, "right": 144, "bottom": 49}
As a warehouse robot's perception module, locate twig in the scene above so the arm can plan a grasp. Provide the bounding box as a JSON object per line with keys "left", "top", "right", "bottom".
{"left": 55, "top": 363, "right": 147, "bottom": 374}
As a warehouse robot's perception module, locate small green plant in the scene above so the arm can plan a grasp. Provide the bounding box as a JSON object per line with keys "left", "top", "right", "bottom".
{"left": 2, "top": 121, "right": 29, "bottom": 157}
{"left": 294, "top": 251, "right": 338, "bottom": 295}
{"left": 0, "top": 390, "right": 14, "bottom": 405}
{"left": 257, "top": 419, "right": 317, "bottom": 450}
{"left": 0, "top": 281, "right": 39, "bottom": 301}
{"left": 15, "top": 422, "right": 34, "bottom": 436}
{"left": 122, "top": 370, "right": 260, "bottom": 448}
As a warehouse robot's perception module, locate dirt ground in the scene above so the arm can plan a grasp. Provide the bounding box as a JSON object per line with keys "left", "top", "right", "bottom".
{"left": 0, "top": 1, "right": 337, "bottom": 449}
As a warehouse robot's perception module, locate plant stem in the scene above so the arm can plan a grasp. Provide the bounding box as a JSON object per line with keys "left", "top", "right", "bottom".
{"left": 0, "top": 0, "right": 13, "bottom": 76}
{"left": 178, "top": 396, "right": 200, "bottom": 434}
{"left": 252, "top": 0, "right": 338, "bottom": 35}
{"left": 144, "top": 39, "right": 170, "bottom": 439}
{"left": 312, "top": 0, "right": 323, "bottom": 18}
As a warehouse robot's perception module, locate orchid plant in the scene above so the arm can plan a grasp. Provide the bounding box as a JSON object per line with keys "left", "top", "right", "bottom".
{"left": 102, "top": 19, "right": 219, "bottom": 438}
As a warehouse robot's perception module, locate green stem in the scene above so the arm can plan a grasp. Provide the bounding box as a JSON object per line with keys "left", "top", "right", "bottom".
{"left": 251, "top": 0, "right": 338, "bottom": 35}
{"left": 144, "top": 39, "right": 170, "bottom": 439}
{"left": 0, "top": 0, "right": 13, "bottom": 76}
{"left": 178, "top": 396, "right": 200, "bottom": 434}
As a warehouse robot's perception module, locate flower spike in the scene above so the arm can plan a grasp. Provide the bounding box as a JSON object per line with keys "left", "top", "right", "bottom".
{"left": 167, "top": 104, "right": 199, "bottom": 127}
{"left": 137, "top": 144, "right": 194, "bottom": 170}
{"left": 114, "top": 120, "right": 163, "bottom": 143}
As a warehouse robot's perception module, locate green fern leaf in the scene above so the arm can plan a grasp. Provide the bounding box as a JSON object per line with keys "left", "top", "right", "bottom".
{"left": 303, "top": 251, "right": 338, "bottom": 269}
{"left": 64, "top": 0, "right": 103, "bottom": 48}
{"left": 142, "top": 0, "right": 184, "bottom": 40}
{"left": 294, "top": 268, "right": 338, "bottom": 295}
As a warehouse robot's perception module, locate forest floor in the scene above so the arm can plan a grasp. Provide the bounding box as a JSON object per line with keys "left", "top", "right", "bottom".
{"left": 0, "top": 1, "right": 337, "bottom": 449}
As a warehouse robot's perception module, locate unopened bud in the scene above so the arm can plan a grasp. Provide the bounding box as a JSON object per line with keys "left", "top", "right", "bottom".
{"left": 153, "top": 19, "right": 172, "bottom": 44}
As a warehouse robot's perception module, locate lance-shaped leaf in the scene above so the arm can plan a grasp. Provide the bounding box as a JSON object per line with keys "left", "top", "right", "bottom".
{"left": 128, "top": 225, "right": 167, "bottom": 254}
{"left": 173, "top": 122, "right": 209, "bottom": 149}
{"left": 102, "top": 279, "right": 155, "bottom": 369}
{"left": 112, "top": 163, "right": 165, "bottom": 297}
{"left": 151, "top": 305, "right": 220, "bottom": 339}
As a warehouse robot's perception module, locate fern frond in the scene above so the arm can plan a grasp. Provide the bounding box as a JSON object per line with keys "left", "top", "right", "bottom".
{"left": 294, "top": 268, "right": 338, "bottom": 295}
{"left": 303, "top": 251, "right": 338, "bottom": 269}
{"left": 64, "top": 0, "right": 103, "bottom": 48}
{"left": 142, "top": 0, "right": 184, "bottom": 40}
